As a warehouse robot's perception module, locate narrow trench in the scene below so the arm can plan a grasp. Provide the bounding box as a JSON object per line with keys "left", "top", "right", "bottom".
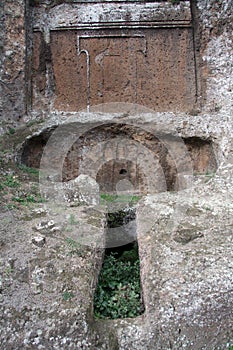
{"left": 93, "top": 210, "right": 145, "bottom": 320}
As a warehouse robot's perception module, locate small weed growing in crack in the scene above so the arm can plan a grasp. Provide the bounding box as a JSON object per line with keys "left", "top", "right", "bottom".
{"left": 65, "top": 237, "right": 83, "bottom": 257}
{"left": 5, "top": 266, "right": 14, "bottom": 276}
{"left": 7, "top": 127, "right": 16, "bottom": 135}
{"left": 68, "top": 213, "right": 78, "bottom": 225}
{"left": 62, "top": 291, "right": 74, "bottom": 301}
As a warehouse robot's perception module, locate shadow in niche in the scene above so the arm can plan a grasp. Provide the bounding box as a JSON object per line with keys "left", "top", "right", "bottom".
{"left": 93, "top": 212, "right": 144, "bottom": 320}
{"left": 20, "top": 124, "right": 217, "bottom": 193}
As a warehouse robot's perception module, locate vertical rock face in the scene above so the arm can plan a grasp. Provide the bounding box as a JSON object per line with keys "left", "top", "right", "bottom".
{"left": 0, "top": 1, "right": 4, "bottom": 120}
{"left": 194, "top": 0, "right": 233, "bottom": 113}
{"left": 0, "top": 0, "right": 232, "bottom": 123}
{"left": 0, "top": 1, "right": 232, "bottom": 349}
{"left": 0, "top": 0, "right": 28, "bottom": 123}
{"left": 31, "top": 0, "right": 196, "bottom": 112}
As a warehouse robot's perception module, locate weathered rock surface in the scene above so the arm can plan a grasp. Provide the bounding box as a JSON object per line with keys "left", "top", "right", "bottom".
{"left": 0, "top": 161, "right": 232, "bottom": 349}
{"left": 0, "top": 0, "right": 232, "bottom": 348}
{"left": 1, "top": 102, "right": 232, "bottom": 350}
{"left": 0, "top": 205, "right": 105, "bottom": 349}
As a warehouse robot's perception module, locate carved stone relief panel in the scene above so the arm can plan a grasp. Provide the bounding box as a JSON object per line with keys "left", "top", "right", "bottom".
{"left": 32, "top": 1, "right": 196, "bottom": 112}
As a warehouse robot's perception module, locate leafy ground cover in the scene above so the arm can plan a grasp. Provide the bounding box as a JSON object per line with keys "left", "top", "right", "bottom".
{"left": 94, "top": 243, "right": 144, "bottom": 319}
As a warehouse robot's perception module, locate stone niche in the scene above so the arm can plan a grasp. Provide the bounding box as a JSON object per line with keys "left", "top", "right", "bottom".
{"left": 21, "top": 123, "right": 217, "bottom": 193}
{"left": 31, "top": 0, "right": 197, "bottom": 112}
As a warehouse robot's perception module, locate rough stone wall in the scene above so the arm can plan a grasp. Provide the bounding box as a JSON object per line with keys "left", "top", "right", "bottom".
{"left": 0, "top": 0, "right": 232, "bottom": 125}
{"left": 21, "top": 123, "right": 217, "bottom": 193}
{"left": 1, "top": 111, "right": 232, "bottom": 349}
{"left": 0, "top": 1, "right": 4, "bottom": 122}
{"left": 0, "top": 1, "right": 232, "bottom": 349}
{"left": 194, "top": 0, "right": 233, "bottom": 113}
{"left": 0, "top": 0, "right": 28, "bottom": 125}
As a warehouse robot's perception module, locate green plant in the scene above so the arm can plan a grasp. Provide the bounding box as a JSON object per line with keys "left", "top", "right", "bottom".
{"left": 65, "top": 237, "right": 83, "bottom": 257}
{"left": 100, "top": 193, "right": 140, "bottom": 204}
{"left": 204, "top": 206, "right": 212, "bottom": 211}
{"left": 170, "top": 0, "right": 180, "bottom": 4}
{"left": 107, "top": 211, "right": 128, "bottom": 228}
{"left": 62, "top": 291, "right": 74, "bottom": 301}
{"left": 11, "top": 193, "right": 44, "bottom": 205}
{"left": 37, "top": 194, "right": 47, "bottom": 203}
{"left": 119, "top": 244, "right": 139, "bottom": 263}
{"left": 7, "top": 127, "right": 16, "bottom": 135}
{"left": 3, "top": 175, "right": 20, "bottom": 188}
{"left": 204, "top": 171, "right": 215, "bottom": 176}
{"left": 12, "top": 194, "right": 36, "bottom": 203}
{"left": 5, "top": 266, "right": 14, "bottom": 275}
{"left": 204, "top": 171, "right": 216, "bottom": 183}
{"left": 214, "top": 104, "right": 222, "bottom": 112}
{"left": 68, "top": 213, "right": 78, "bottom": 225}
{"left": 26, "top": 118, "right": 44, "bottom": 127}
{"left": 94, "top": 247, "right": 143, "bottom": 319}
{"left": 18, "top": 164, "right": 39, "bottom": 176}
{"left": 5, "top": 203, "right": 18, "bottom": 210}
{"left": 11, "top": 196, "right": 27, "bottom": 204}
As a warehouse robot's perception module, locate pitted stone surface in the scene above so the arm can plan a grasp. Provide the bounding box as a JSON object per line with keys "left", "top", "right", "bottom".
{"left": 0, "top": 0, "right": 232, "bottom": 348}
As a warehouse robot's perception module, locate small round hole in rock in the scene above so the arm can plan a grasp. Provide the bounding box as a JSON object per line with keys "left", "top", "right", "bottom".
{"left": 119, "top": 169, "right": 127, "bottom": 175}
